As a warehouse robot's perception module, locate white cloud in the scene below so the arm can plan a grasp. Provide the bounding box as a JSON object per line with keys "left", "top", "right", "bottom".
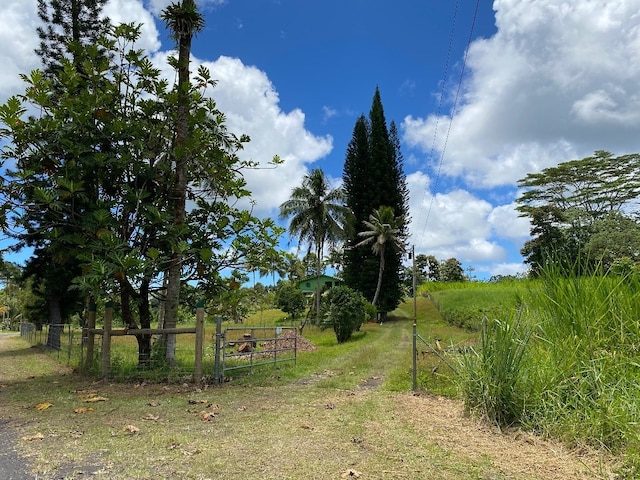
{"left": 487, "top": 203, "right": 530, "bottom": 240}
{"left": 403, "top": 0, "right": 640, "bottom": 189}
{"left": 103, "top": 0, "right": 161, "bottom": 53}
{"left": 0, "top": 0, "right": 332, "bottom": 222}
{"left": 183, "top": 54, "right": 333, "bottom": 216}
{"left": 407, "top": 172, "right": 507, "bottom": 263}
{"left": 0, "top": 0, "right": 40, "bottom": 99}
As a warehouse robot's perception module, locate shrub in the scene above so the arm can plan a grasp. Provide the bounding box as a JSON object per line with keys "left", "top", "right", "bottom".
{"left": 321, "top": 286, "right": 366, "bottom": 343}
{"left": 458, "top": 311, "right": 532, "bottom": 428}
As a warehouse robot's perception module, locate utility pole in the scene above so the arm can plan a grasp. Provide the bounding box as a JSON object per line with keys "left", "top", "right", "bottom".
{"left": 411, "top": 245, "right": 417, "bottom": 391}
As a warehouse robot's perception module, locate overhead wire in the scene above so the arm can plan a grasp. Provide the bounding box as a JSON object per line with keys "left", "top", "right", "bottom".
{"left": 417, "top": 0, "right": 482, "bottom": 241}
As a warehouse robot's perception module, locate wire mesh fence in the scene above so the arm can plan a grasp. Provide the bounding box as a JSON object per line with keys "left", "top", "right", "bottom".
{"left": 18, "top": 320, "right": 299, "bottom": 383}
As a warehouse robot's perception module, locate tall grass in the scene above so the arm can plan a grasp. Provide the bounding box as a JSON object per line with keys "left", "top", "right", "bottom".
{"left": 458, "top": 311, "right": 531, "bottom": 428}
{"left": 523, "top": 269, "right": 640, "bottom": 456}
{"left": 456, "top": 266, "right": 640, "bottom": 475}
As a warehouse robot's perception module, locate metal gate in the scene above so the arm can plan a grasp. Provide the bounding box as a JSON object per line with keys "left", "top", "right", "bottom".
{"left": 213, "top": 320, "right": 297, "bottom": 383}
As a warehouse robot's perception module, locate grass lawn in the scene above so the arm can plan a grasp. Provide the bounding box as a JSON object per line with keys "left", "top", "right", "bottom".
{"left": 0, "top": 296, "right": 617, "bottom": 480}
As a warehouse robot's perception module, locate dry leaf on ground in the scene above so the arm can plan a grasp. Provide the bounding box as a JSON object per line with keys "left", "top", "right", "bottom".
{"left": 73, "top": 407, "right": 94, "bottom": 414}
{"left": 35, "top": 402, "right": 53, "bottom": 411}
{"left": 142, "top": 413, "right": 159, "bottom": 421}
{"left": 22, "top": 433, "right": 45, "bottom": 441}
{"left": 84, "top": 395, "right": 108, "bottom": 403}
{"left": 341, "top": 469, "right": 362, "bottom": 478}
{"left": 123, "top": 424, "right": 140, "bottom": 434}
{"left": 200, "top": 411, "right": 216, "bottom": 421}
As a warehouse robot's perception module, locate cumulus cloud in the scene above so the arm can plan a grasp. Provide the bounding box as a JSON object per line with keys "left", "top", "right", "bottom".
{"left": 103, "top": 0, "right": 161, "bottom": 53}
{"left": 0, "top": 0, "right": 41, "bottom": 99}
{"left": 407, "top": 172, "right": 508, "bottom": 263}
{"left": 0, "top": 0, "right": 332, "bottom": 222}
{"left": 403, "top": 0, "right": 640, "bottom": 189}
{"left": 183, "top": 54, "right": 333, "bottom": 216}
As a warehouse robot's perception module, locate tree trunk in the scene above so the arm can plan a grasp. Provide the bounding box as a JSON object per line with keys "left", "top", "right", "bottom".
{"left": 137, "top": 279, "right": 152, "bottom": 367}
{"left": 315, "top": 240, "right": 323, "bottom": 323}
{"left": 46, "top": 295, "right": 63, "bottom": 349}
{"left": 164, "top": 2, "right": 195, "bottom": 362}
{"left": 371, "top": 246, "right": 385, "bottom": 308}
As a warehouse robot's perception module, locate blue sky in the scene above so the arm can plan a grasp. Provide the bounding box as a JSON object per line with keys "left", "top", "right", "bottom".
{"left": 3, "top": 0, "right": 640, "bottom": 280}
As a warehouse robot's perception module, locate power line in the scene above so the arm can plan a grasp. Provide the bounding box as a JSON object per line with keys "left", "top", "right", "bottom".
{"left": 418, "top": 0, "right": 481, "bottom": 241}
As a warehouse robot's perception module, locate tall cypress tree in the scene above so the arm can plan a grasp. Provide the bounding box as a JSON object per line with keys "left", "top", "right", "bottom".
{"left": 342, "top": 88, "right": 409, "bottom": 320}
{"left": 36, "top": 0, "right": 110, "bottom": 78}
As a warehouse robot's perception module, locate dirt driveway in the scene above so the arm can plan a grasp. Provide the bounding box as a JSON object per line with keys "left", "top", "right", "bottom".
{"left": 0, "top": 331, "right": 618, "bottom": 480}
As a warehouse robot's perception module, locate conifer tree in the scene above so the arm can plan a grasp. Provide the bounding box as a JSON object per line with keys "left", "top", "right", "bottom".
{"left": 17, "top": 0, "right": 111, "bottom": 342}
{"left": 36, "top": 0, "right": 110, "bottom": 78}
{"left": 342, "top": 88, "right": 409, "bottom": 320}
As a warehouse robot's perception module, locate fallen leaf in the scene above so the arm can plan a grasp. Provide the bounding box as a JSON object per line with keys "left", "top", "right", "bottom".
{"left": 237, "top": 406, "right": 247, "bottom": 412}
{"left": 84, "top": 396, "right": 108, "bottom": 403}
{"left": 35, "top": 402, "right": 53, "bottom": 411}
{"left": 200, "top": 412, "right": 216, "bottom": 421}
{"left": 73, "top": 407, "right": 94, "bottom": 414}
{"left": 74, "top": 390, "right": 98, "bottom": 397}
{"left": 142, "top": 413, "right": 160, "bottom": 421}
{"left": 300, "top": 424, "right": 314, "bottom": 430}
{"left": 188, "top": 399, "right": 208, "bottom": 404}
{"left": 148, "top": 400, "right": 160, "bottom": 407}
{"left": 22, "top": 433, "right": 45, "bottom": 441}
{"left": 341, "top": 469, "right": 362, "bottom": 478}
{"left": 123, "top": 424, "right": 140, "bottom": 434}
{"left": 206, "top": 403, "right": 220, "bottom": 410}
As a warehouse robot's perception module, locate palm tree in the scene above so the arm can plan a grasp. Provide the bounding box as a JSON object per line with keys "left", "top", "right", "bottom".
{"left": 160, "top": 0, "right": 204, "bottom": 362}
{"left": 279, "top": 168, "right": 351, "bottom": 321}
{"left": 356, "top": 206, "right": 406, "bottom": 307}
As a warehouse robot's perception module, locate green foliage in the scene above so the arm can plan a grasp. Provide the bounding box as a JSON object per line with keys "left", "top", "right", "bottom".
{"left": 1, "top": 19, "right": 284, "bottom": 364}
{"left": 440, "top": 258, "right": 465, "bottom": 282}
{"left": 426, "top": 282, "right": 522, "bottom": 331}
{"left": 274, "top": 281, "right": 306, "bottom": 320}
{"left": 355, "top": 205, "right": 406, "bottom": 307}
{"left": 279, "top": 168, "right": 350, "bottom": 320}
{"left": 321, "top": 286, "right": 366, "bottom": 343}
{"left": 458, "top": 312, "right": 532, "bottom": 428}
{"left": 342, "top": 89, "right": 409, "bottom": 316}
{"left": 517, "top": 151, "right": 640, "bottom": 275}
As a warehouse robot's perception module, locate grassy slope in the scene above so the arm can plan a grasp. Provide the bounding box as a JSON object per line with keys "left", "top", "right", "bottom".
{"left": 0, "top": 290, "right": 616, "bottom": 480}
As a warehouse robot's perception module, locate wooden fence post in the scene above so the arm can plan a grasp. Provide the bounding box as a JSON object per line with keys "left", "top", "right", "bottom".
{"left": 102, "top": 301, "right": 113, "bottom": 379}
{"left": 84, "top": 299, "right": 97, "bottom": 371}
{"left": 194, "top": 300, "right": 205, "bottom": 384}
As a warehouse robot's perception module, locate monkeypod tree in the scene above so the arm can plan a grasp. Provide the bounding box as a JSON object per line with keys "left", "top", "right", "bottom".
{"left": 517, "top": 151, "right": 640, "bottom": 276}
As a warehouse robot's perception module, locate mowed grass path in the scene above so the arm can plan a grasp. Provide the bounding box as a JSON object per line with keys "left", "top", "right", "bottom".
{"left": 0, "top": 315, "right": 614, "bottom": 480}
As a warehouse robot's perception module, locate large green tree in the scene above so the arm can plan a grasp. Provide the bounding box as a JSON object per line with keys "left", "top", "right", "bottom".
{"left": 342, "top": 88, "right": 409, "bottom": 320}
{"left": 13, "top": 0, "right": 111, "bottom": 344}
{"left": 1, "top": 20, "right": 283, "bottom": 366}
{"left": 160, "top": 0, "right": 205, "bottom": 362}
{"left": 279, "top": 168, "right": 350, "bottom": 321}
{"left": 517, "top": 151, "right": 640, "bottom": 275}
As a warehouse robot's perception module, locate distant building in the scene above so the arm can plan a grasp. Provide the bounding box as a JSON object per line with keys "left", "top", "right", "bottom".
{"left": 297, "top": 275, "right": 342, "bottom": 295}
